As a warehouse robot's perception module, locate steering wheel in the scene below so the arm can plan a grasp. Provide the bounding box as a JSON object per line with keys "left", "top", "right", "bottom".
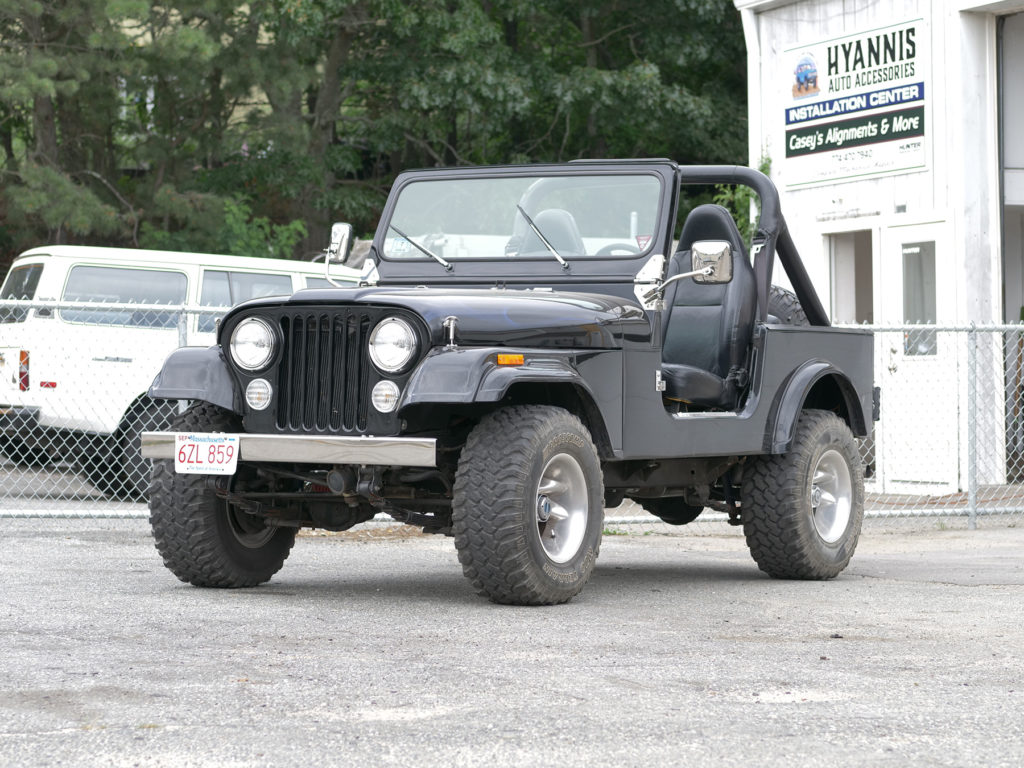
{"left": 595, "top": 242, "right": 641, "bottom": 256}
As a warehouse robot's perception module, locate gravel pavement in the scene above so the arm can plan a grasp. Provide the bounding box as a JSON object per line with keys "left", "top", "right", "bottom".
{"left": 1, "top": 518, "right": 1022, "bottom": 767}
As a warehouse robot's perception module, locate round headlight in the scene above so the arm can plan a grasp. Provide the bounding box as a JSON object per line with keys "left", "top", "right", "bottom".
{"left": 368, "top": 317, "right": 418, "bottom": 373}
{"left": 230, "top": 318, "right": 276, "bottom": 371}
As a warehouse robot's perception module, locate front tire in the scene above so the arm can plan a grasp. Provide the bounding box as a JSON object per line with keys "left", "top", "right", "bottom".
{"left": 149, "top": 402, "right": 296, "bottom": 588}
{"left": 742, "top": 410, "right": 864, "bottom": 579}
{"left": 452, "top": 405, "right": 604, "bottom": 605}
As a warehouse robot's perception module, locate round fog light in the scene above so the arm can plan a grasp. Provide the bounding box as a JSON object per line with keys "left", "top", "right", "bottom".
{"left": 371, "top": 380, "right": 401, "bottom": 413}
{"left": 245, "top": 378, "right": 273, "bottom": 410}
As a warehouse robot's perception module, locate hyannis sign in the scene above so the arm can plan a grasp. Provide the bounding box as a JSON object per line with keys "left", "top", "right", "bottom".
{"left": 782, "top": 19, "right": 927, "bottom": 188}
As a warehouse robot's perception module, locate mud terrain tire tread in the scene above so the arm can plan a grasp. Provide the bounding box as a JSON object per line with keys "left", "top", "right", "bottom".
{"left": 149, "top": 402, "right": 295, "bottom": 588}
{"left": 767, "top": 284, "right": 809, "bottom": 326}
{"left": 742, "top": 409, "right": 864, "bottom": 580}
{"left": 452, "top": 405, "right": 603, "bottom": 605}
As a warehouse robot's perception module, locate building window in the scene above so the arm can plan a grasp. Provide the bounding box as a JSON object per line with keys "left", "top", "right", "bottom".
{"left": 902, "top": 241, "right": 937, "bottom": 355}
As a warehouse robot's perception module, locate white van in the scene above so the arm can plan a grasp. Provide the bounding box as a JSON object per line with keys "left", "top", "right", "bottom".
{"left": 0, "top": 245, "right": 361, "bottom": 498}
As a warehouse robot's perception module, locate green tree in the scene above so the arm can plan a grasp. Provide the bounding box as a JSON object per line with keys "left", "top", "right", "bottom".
{"left": 0, "top": 0, "right": 133, "bottom": 247}
{"left": 0, "top": 0, "right": 748, "bottom": 270}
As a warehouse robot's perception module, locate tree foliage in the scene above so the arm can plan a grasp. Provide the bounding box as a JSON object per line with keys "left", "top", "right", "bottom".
{"left": 0, "top": 0, "right": 747, "bottom": 267}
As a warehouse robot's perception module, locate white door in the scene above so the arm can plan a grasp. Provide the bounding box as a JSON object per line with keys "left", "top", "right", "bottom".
{"left": 876, "top": 222, "right": 960, "bottom": 494}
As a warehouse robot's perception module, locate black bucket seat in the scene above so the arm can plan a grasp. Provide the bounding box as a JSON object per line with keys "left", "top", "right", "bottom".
{"left": 661, "top": 204, "right": 757, "bottom": 409}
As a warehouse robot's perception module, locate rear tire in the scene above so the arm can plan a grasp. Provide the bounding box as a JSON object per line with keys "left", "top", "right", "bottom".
{"left": 149, "top": 402, "right": 295, "bottom": 588}
{"left": 452, "top": 405, "right": 604, "bottom": 605}
{"left": 742, "top": 410, "right": 863, "bottom": 579}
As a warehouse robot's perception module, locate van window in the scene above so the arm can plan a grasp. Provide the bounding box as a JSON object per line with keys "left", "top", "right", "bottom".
{"left": 61, "top": 265, "right": 187, "bottom": 328}
{"left": 305, "top": 276, "right": 334, "bottom": 290}
{"left": 198, "top": 270, "right": 293, "bottom": 332}
{"left": 0, "top": 264, "right": 44, "bottom": 323}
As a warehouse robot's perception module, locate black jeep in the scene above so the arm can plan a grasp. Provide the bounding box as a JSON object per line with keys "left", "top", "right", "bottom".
{"left": 142, "top": 160, "right": 875, "bottom": 605}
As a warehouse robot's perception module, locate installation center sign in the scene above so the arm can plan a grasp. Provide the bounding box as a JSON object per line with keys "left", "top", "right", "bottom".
{"left": 783, "top": 19, "right": 927, "bottom": 188}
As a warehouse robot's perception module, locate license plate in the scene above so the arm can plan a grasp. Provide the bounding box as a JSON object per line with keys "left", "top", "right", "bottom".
{"left": 174, "top": 433, "right": 240, "bottom": 475}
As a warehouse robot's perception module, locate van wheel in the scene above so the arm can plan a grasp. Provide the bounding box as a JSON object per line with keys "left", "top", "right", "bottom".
{"left": 149, "top": 402, "right": 295, "bottom": 588}
{"left": 80, "top": 452, "right": 120, "bottom": 496}
{"left": 0, "top": 438, "right": 49, "bottom": 468}
{"left": 741, "top": 410, "right": 864, "bottom": 579}
{"left": 452, "top": 406, "right": 604, "bottom": 605}
{"left": 119, "top": 402, "right": 178, "bottom": 500}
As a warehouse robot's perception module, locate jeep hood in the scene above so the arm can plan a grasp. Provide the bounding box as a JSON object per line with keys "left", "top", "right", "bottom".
{"left": 228, "top": 286, "right": 649, "bottom": 349}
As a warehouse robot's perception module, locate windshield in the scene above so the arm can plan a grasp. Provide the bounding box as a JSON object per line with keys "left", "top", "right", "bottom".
{"left": 383, "top": 173, "right": 662, "bottom": 262}
{"left": 1, "top": 264, "right": 42, "bottom": 300}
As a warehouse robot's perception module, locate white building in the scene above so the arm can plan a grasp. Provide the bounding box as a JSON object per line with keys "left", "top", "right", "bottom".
{"left": 734, "top": 0, "right": 1024, "bottom": 494}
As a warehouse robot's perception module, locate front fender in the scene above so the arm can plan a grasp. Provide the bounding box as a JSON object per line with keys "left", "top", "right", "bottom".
{"left": 400, "top": 347, "right": 591, "bottom": 406}
{"left": 401, "top": 347, "right": 621, "bottom": 456}
{"left": 148, "top": 346, "right": 238, "bottom": 413}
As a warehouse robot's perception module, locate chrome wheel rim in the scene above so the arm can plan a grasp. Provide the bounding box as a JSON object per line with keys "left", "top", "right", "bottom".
{"left": 536, "top": 453, "right": 589, "bottom": 564}
{"left": 811, "top": 449, "right": 853, "bottom": 544}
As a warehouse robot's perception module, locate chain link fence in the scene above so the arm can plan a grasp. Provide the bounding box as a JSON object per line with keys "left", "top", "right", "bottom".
{"left": 0, "top": 300, "right": 218, "bottom": 510}
{"left": 2, "top": 301, "right": 1022, "bottom": 530}
{"left": 852, "top": 324, "right": 1024, "bottom": 530}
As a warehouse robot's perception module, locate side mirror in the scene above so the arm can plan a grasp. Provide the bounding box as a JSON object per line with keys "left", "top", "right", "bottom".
{"left": 691, "top": 240, "right": 733, "bottom": 284}
{"left": 326, "top": 222, "right": 354, "bottom": 264}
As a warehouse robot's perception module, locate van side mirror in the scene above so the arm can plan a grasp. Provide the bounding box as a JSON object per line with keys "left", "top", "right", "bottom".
{"left": 326, "top": 222, "right": 354, "bottom": 264}
{"left": 691, "top": 241, "right": 733, "bottom": 284}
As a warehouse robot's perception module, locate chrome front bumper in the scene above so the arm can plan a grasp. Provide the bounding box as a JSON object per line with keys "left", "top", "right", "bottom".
{"left": 140, "top": 432, "right": 437, "bottom": 467}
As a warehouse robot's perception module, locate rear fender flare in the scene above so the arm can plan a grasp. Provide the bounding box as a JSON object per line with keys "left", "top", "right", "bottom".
{"left": 765, "top": 360, "right": 867, "bottom": 453}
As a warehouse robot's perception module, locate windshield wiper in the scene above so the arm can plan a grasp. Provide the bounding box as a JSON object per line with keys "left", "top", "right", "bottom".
{"left": 516, "top": 205, "right": 569, "bottom": 270}
{"left": 388, "top": 224, "right": 452, "bottom": 271}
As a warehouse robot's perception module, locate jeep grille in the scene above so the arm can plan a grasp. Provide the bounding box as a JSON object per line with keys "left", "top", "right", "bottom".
{"left": 277, "top": 310, "right": 373, "bottom": 433}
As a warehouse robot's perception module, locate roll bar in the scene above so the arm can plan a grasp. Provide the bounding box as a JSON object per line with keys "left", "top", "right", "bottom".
{"left": 678, "top": 165, "right": 830, "bottom": 327}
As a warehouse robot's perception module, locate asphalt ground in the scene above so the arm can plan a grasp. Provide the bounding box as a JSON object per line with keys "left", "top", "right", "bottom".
{"left": 1, "top": 517, "right": 1022, "bottom": 767}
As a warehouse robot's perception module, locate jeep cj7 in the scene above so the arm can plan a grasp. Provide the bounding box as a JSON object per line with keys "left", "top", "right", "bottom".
{"left": 141, "top": 161, "right": 876, "bottom": 605}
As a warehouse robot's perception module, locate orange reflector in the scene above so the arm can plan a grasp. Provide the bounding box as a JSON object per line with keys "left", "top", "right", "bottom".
{"left": 497, "top": 353, "right": 525, "bottom": 366}
{"left": 18, "top": 350, "right": 29, "bottom": 391}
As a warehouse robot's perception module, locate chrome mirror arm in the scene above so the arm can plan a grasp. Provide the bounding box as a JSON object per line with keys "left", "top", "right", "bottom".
{"left": 641, "top": 266, "right": 714, "bottom": 302}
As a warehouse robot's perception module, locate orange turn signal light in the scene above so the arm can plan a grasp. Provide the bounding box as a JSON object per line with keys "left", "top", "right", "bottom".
{"left": 496, "top": 353, "right": 525, "bottom": 366}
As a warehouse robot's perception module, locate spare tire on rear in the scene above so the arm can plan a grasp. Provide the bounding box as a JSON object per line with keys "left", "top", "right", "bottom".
{"left": 767, "top": 285, "right": 808, "bottom": 325}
